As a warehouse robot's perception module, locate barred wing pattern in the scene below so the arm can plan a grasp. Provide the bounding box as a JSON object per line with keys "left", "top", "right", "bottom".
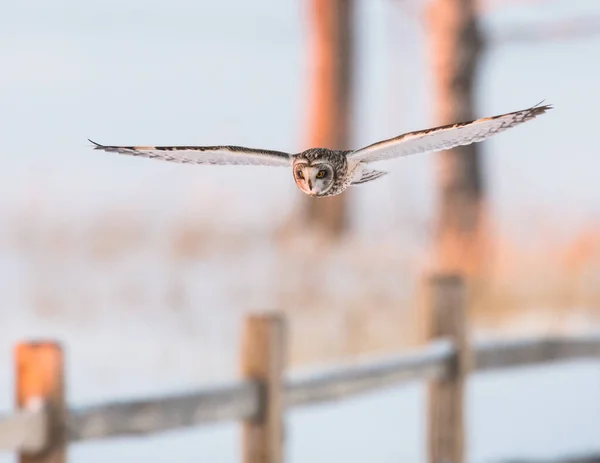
{"left": 88, "top": 140, "right": 292, "bottom": 167}
{"left": 348, "top": 102, "right": 552, "bottom": 164}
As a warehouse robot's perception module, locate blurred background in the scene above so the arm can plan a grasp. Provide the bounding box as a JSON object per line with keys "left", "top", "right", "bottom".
{"left": 1, "top": 0, "right": 600, "bottom": 461}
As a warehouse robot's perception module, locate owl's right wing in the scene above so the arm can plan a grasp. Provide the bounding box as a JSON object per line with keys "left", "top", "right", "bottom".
{"left": 88, "top": 140, "right": 292, "bottom": 167}
{"left": 346, "top": 102, "right": 552, "bottom": 164}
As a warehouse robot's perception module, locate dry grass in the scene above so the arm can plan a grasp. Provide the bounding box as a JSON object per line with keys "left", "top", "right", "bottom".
{"left": 2, "top": 204, "right": 600, "bottom": 368}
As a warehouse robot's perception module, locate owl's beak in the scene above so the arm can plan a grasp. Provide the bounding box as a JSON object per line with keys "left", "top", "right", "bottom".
{"left": 308, "top": 179, "right": 313, "bottom": 191}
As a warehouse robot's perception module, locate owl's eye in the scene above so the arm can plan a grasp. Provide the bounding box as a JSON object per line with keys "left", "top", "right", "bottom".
{"left": 296, "top": 170, "right": 304, "bottom": 179}
{"left": 316, "top": 170, "right": 327, "bottom": 179}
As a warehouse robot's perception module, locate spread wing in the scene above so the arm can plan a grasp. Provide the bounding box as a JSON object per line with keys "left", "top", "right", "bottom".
{"left": 347, "top": 102, "right": 552, "bottom": 164}
{"left": 88, "top": 140, "right": 292, "bottom": 167}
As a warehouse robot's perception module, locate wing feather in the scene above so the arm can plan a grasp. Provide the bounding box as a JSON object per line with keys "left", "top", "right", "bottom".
{"left": 347, "top": 102, "right": 552, "bottom": 163}
{"left": 88, "top": 140, "right": 292, "bottom": 167}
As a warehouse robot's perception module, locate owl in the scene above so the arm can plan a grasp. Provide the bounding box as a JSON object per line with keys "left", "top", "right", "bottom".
{"left": 89, "top": 102, "right": 551, "bottom": 197}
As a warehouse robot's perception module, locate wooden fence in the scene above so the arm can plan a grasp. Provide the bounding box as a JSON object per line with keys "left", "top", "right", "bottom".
{"left": 1, "top": 274, "right": 600, "bottom": 463}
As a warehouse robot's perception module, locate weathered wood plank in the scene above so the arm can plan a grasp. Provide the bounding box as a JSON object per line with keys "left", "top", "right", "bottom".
{"left": 16, "top": 342, "right": 65, "bottom": 463}
{"left": 50, "top": 342, "right": 451, "bottom": 443}
{"left": 68, "top": 381, "right": 260, "bottom": 442}
{"left": 241, "top": 313, "right": 286, "bottom": 463}
{"left": 426, "top": 274, "right": 469, "bottom": 463}
{"left": 285, "top": 341, "right": 452, "bottom": 407}
{"left": 47, "top": 334, "right": 600, "bottom": 444}
{"left": 0, "top": 407, "right": 47, "bottom": 453}
{"left": 475, "top": 334, "right": 600, "bottom": 371}
{"left": 3, "top": 332, "right": 600, "bottom": 448}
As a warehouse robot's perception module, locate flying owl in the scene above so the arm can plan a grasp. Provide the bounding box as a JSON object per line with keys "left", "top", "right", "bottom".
{"left": 89, "top": 102, "right": 551, "bottom": 197}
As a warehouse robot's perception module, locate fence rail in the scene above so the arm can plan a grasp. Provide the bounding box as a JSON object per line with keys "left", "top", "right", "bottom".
{"left": 1, "top": 274, "right": 599, "bottom": 463}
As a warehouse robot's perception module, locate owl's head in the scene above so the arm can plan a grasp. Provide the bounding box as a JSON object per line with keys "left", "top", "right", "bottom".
{"left": 293, "top": 161, "right": 335, "bottom": 196}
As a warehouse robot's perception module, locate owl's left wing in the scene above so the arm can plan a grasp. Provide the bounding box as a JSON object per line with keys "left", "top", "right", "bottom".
{"left": 347, "top": 102, "right": 552, "bottom": 164}
{"left": 88, "top": 140, "right": 292, "bottom": 167}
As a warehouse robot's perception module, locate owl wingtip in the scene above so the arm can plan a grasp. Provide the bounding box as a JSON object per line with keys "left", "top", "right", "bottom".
{"left": 88, "top": 139, "right": 104, "bottom": 149}
{"left": 533, "top": 100, "right": 554, "bottom": 112}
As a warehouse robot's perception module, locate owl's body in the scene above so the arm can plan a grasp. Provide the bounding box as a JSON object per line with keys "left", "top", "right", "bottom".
{"left": 89, "top": 102, "right": 552, "bottom": 197}
{"left": 291, "top": 148, "right": 389, "bottom": 197}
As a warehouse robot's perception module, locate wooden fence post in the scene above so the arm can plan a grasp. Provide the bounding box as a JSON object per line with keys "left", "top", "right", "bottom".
{"left": 241, "top": 313, "right": 286, "bottom": 463}
{"left": 16, "top": 341, "right": 66, "bottom": 463}
{"left": 426, "top": 274, "right": 470, "bottom": 463}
